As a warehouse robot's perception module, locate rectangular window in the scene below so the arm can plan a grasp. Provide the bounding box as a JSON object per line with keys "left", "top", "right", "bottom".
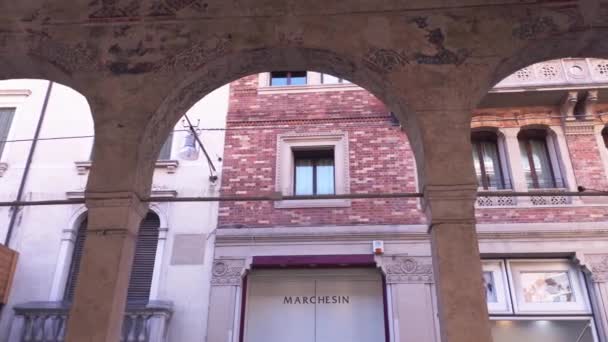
{"left": 270, "top": 71, "right": 307, "bottom": 86}
{"left": 321, "top": 74, "right": 351, "bottom": 84}
{"left": 293, "top": 149, "right": 335, "bottom": 196}
{"left": 0, "top": 108, "right": 16, "bottom": 159}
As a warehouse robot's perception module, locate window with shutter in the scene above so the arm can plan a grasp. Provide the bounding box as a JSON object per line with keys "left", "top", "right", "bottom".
{"left": 64, "top": 212, "right": 160, "bottom": 304}
{"left": 63, "top": 218, "right": 87, "bottom": 302}
{"left": 0, "top": 108, "right": 16, "bottom": 159}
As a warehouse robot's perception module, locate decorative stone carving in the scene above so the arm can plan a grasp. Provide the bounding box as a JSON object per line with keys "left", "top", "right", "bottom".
{"left": 363, "top": 48, "right": 408, "bottom": 73}
{"left": 380, "top": 256, "right": 434, "bottom": 284}
{"left": 155, "top": 35, "right": 233, "bottom": 73}
{"left": 211, "top": 259, "right": 247, "bottom": 286}
{"left": 89, "top": 0, "right": 141, "bottom": 20}
{"left": 585, "top": 254, "right": 608, "bottom": 283}
{"left": 149, "top": 0, "right": 209, "bottom": 16}
{"left": 495, "top": 59, "right": 608, "bottom": 90}
{"left": 27, "top": 31, "right": 100, "bottom": 74}
{"left": 512, "top": 15, "right": 560, "bottom": 40}
{"left": 560, "top": 91, "right": 578, "bottom": 120}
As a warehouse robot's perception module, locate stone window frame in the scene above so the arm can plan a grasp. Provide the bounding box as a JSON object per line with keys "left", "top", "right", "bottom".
{"left": 471, "top": 128, "right": 513, "bottom": 191}
{"left": 258, "top": 72, "right": 359, "bottom": 94}
{"left": 48, "top": 204, "right": 170, "bottom": 302}
{"left": 517, "top": 128, "right": 566, "bottom": 189}
{"left": 0, "top": 89, "right": 31, "bottom": 177}
{"left": 274, "top": 132, "right": 350, "bottom": 208}
{"left": 506, "top": 259, "right": 591, "bottom": 314}
{"left": 482, "top": 260, "right": 513, "bottom": 314}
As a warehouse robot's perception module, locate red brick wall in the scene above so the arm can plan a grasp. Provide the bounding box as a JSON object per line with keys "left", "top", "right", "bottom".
{"left": 218, "top": 74, "right": 608, "bottom": 228}
{"left": 563, "top": 133, "right": 608, "bottom": 192}
{"left": 219, "top": 75, "right": 422, "bottom": 227}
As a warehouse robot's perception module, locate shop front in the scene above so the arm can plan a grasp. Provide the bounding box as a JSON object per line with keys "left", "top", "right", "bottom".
{"left": 243, "top": 268, "right": 386, "bottom": 342}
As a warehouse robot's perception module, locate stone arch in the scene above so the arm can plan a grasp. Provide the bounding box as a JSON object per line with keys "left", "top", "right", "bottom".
{"left": 135, "top": 46, "right": 423, "bottom": 194}
{"left": 0, "top": 52, "right": 85, "bottom": 97}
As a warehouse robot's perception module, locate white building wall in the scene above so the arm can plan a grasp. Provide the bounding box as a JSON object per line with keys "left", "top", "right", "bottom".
{"left": 0, "top": 79, "right": 229, "bottom": 341}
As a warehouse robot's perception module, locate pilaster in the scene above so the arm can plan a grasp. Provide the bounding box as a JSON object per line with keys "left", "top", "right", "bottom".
{"left": 377, "top": 256, "right": 437, "bottom": 342}
{"left": 207, "top": 258, "right": 250, "bottom": 342}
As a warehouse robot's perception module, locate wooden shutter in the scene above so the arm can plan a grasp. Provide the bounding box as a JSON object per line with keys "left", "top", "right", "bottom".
{"left": 64, "top": 218, "right": 88, "bottom": 302}
{"left": 64, "top": 212, "right": 160, "bottom": 304}
{"left": 126, "top": 212, "right": 160, "bottom": 304}
{"left": 158, "top": 132, "right": 173, "bottom": 160}
{"left": 0, "top": 108, "right": 16, "bottom": 158}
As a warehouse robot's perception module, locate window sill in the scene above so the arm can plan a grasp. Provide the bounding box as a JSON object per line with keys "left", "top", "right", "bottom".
{"left": 259, "top": 83, "right": 360, "bottom": 95}
{"left": 0, "top": 162, "right": 7, "bottom": 177}
{"left": 75, "top": 160, "right": 179, "bottom": 175}
{"left": 274, "top": 198, "right": 351, "bottom": 209}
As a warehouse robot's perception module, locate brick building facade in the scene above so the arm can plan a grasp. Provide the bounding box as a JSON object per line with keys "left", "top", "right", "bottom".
{"left": 209, "top": 64, "right": 608, "bottom": 342}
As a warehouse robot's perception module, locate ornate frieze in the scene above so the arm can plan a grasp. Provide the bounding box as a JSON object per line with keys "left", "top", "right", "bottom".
{"left": 379, "top": 256, "right": 434, "bottom": 284}
{"left": 211, "top": 258, "right": 247, "bottom": 286}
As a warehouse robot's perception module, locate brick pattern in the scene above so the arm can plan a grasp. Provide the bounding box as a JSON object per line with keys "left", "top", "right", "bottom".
{"left": 219, "top": 74, "right": 608, "bottom": 228}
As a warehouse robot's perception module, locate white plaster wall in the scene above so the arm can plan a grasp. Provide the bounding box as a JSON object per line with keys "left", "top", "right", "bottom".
{"left": 0, "top": 79, "right": 229, "bottom": 342}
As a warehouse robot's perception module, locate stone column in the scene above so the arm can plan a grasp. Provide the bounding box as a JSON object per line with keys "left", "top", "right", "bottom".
{"left": 425, "top": 185, "right": 492, "bottom": 342}
{"left": 581, "top": 254, "right": 608, "bottom": 342}
{"left": 415, "top": 109, "right": 493, "bottom": 342}
{"left": 206, "top": 258, "right": 248, "bottom": 342}
{"left": 64, "top": 191, "right": 148, "bottom": 342}
{"left": 377, "top": 256, "right": 437, "bottom": 342}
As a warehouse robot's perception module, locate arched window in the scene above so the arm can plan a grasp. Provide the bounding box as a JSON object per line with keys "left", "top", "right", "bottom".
{"left": 471, "top": 130, "right": 509, "bottom": 190}
{"left": 518, "top": 129, "right": 562, "bottom": 189}
{"left": 64, "top": 212, "right": 160, "bottom": 304}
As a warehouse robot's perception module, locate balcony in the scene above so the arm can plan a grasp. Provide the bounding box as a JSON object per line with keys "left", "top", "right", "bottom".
{"left": 8, "top": 301, "right": 172, "bottom": 342}
{"left": 480, "top": 58, "right": 608, "bottom": 108}
{"left": 493, "top": 58, "right": 608, "bottom": 91}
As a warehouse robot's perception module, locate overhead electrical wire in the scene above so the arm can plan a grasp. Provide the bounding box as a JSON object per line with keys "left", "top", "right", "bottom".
{"left": 0, "top": 190, "right": 607, "bottom": 208}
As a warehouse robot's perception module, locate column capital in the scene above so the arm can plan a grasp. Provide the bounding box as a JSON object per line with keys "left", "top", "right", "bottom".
{"left": 211, "top": 258, "right": 250, "bottom": 286}
{"left": 423, "top": 184, "right": 477, "bottom": 228}
{"left": 576, "top": 253, "right": 608, "bottom": 283}
{"left": 376, "top": 255, "right": 434, "bottom": 284}
{"left": 85, "top": 191, "right": 146, "bottom": 209}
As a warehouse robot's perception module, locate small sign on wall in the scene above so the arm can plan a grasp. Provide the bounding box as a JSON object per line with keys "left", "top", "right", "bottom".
{"left": 0, "top": 245, "right": 18, "bottom": 304}
{"left": 170, "top": 234, "right": 206, "bottom": 265}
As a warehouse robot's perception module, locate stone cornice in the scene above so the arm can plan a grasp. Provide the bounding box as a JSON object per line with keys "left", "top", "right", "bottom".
{"left": 214, "top": 224, "right": 608, "bottom": 245}
{"left": 215, "top": 225, "right": 429, "bottom": 245}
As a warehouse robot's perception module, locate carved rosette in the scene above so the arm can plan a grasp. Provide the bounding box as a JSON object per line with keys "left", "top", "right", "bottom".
{"left": 211, "top": 259, "right": 246, "bottom": 286}
{"left": 586, "top": 254, "right": 608, "bottom": 283}
{"left": 381, "top": 256, "right": 434, "bottom": 284}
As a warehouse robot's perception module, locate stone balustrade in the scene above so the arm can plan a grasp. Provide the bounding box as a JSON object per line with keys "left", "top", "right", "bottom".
{"left": 493, "top": 58, "right": 608, "bottom": 91}
{"left": 8, "top": 301, "right": 172, "bottom": 342}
